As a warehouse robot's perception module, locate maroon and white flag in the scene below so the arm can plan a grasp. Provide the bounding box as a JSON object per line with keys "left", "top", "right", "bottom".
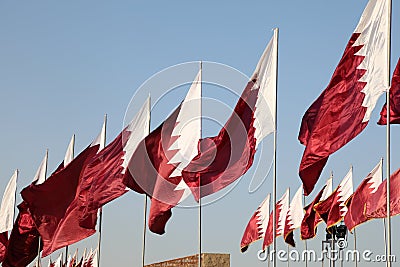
{"left": 263, "top": 189, "right": 289, "bottom": 249}
{"left": 366, "top": 168, "right": 400, "bottom": 219}
{"left": 378, "top": 59, "right": 400, "bottom": 125}
{"left": 123, "top": 70, "right": 201, "bottom": 234}
{"left": 314, "top": 169, "right": 353, "bottom": 228}
{"left": 240, "top": 193, "right": 270, "bottom": 252}
{"left": 2, "top": 202, "right": 41, "bottom": 267}
{"left": 300, "top": 177, "right": 332, "bottom": 240}
{"left": 21, "top": 121, "right": 106, "bottom": 257}
{"left": 0, "top": 170, "right": 18, "bottom": 233}
{"left": 182, "top": 30, "right": 277, "bottom": 200}
{"left": 78, "top": 97, "right": 150, "bottom": 228}
{"left": 284, "top": 186, "right": 303, "bottom": 247}
{"left": 344, "top": 160, "right": 382, "bottom": 231}
{"left": 298, "top": 0, "right": 390, "bottom": 195}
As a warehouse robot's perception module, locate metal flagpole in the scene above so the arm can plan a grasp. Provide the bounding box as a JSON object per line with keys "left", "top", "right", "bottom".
{"left": 198, "top": 61, "right": 202, "bottom": 267}
{"left": 13, "top": 169, "right": 18, "bottom": 224}
{"left": 287, "top": 245, "right": 290, "bottom": 267}
{"left": 65, "top": 134, "right": 75, "bottom": 265}
{"left": 142, "top": 98, "right": 151, "bottom": 267}
{"left": 36, "top": 149, "right": 48, "bottom": 267}
{"left": 303, "top": 194, "right": 308, "bottom": 267}
{"left": 353, "top": 229, "right": 357, "bottom": 267}
{"left": 97, "top": 115, "right": 107, "bottom": 267}
{"left": 385, "top": 0, "right": 392, "bottom": 266}
{"left": 142, "top": 196, "right": 148, "bottom": 267}
{"left": 272, "top": 27, "right": 279, "bottom": 267}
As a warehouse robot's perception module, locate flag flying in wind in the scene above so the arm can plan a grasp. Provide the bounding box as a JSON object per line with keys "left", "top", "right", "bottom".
{"left": 344, "top": 160, "right": 382, "bottom": 231}
{"left": 2, "top": 202, "right": 41, "bottom": 267}
{"left": 0, "top": 170, "right": 17, "bottom": 233}
{"left": 21, "top": 122, "right": 106, "bottom": 257}
{"left": 240, "top": 194, "right": 270, "bottom": 252}
{"left": 314, "top": 169, "right": 353, "bottom": 229}
{"left": 366, "top": 168, "right": 400, "bottom": 219}
{"left": 263, "top": 189, "right": 289, "bottom": 249}
{"left": 284, "top": 186, "right": 303, "bottom": 247}
{"left": 298, "top": 0, "right": 389, "bottom": 195}
{"left": 182, "top": 30, "right": 276, "bottom": 201}
{"left": 0, "top": 232, "right": 7, "bottom": 263}
{"left": 378, "top": 59, "right": 400, "bottom": 125}
{"left": 301, "top": 177, "right": 332, "bottom": 240}
{"left": 78, "top": 98, "right": 150, "bottom": 229}
{"left": 123, "top": 70, "right": 201, "bottom": 234}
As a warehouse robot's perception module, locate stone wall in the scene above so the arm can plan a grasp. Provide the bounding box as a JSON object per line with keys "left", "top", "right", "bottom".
{"left": 145, "top": 253, "right": 230, "bottom": 267}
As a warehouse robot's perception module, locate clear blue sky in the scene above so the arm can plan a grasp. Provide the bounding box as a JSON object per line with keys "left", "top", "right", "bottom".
{"left": 0, "top": 1, "right": 399, "bottom": 266}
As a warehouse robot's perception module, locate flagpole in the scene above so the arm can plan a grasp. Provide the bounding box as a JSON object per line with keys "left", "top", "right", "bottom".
{"left": 353, "top": 229, "right": 357, "bottom": 267}
{"left": 385, "top": 0, "right": 392, "bottom": 266}
{"left": 97, "top": 115, "right": 107, "bottom": 267}
{"left": 142, "top": 98, "right": 151, "bottom": 267}
{"left": 13, "top": 169, "right": 18, "bottom": 224}
{"left": 36, "top": 149, "right": 48, "bottom": 267}
{"left": 272, "top": 27, "right": 279, "bottom": 267}
{"left": 65, "top": 134, "right": 75, "bottom": 265}
{"left": 303, "top": 194, "right": 308, "bottom": 267}
{"left": 198, "top": 61, "right": 203, "bottom": 267}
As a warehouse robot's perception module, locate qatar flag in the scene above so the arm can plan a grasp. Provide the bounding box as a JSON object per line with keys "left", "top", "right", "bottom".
{"left": 240, "top": 194, "right": 270, "bottom": 252}
{"left": 182, "top": 30, "right": 277, "bottom": 201}
{"left": 0, "top": 170, "right": 18, "bottom": 233}
{"left": 378, "top": 59, "right": 400, "bottom": 125}
{"left": 21, "top": 121, "right": 106, "bottom": 257}
{"left": 344, "top": 160, "right": 382, "bottom": 231}
{"left": 284, "top": 186, "right": 303, "bottom": 247}
{"left": 2, "top": 202, "right": 41, "bottom": 267}
{"left": 123, "top": 69, "right": 201, "bottom": 234}
{"left": 298, "top": 0, "right": 390, "bottom": 195}
{"left": 314, "top": 169, "right": 353, "bottom": 228}
{"left": 263, "top": 189, "right": 289, "bottom": 249}
{"left": 78, "top": 97, "right": 150, "bottom": 229}
{"left": 365, "top": 168, "right": 400, "bottom": 219}
{"left": 300, "top": 177, "right": 332, "bottom": 240}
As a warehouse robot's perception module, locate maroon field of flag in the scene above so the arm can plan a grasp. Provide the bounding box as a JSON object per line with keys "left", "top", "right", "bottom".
{"left": 378, "top": 59, "right": 400, "bottom": 125}
{"left": 365, "top": 168, "right": 400, "bottom": 219}
{"left": 0, "top": 232, "right": 7, "bottom": 263}
{"left": 263, "top": 189, "right": 289, "bottom": 249}
{"left": 298, "top": 0, "right": 390, "bottom": 195}
{"left": 301, "top": 177, "right": 332, "bottom": 240}
{"left": 2, "top": 202, "right": 41, "bottom": 267}
{"left": 240, "top": 194, "right": 270, "bottom": 252}
{"left": 78, "top": 99, "right": 150, "bottom": 229}
{"left": 314, "top": 170, "right": 353, "bottom": 229}
{"left": 20, "top": 123, "right": 105, "bottom": 257}
{"left": 123, "top": 71, "right": 201, "bottom": 235}
{"left": 344, "top": 161, "right": 382, "bottom": 231}
{"left": 182, "top": 31, "right": 277, "bottom": 201}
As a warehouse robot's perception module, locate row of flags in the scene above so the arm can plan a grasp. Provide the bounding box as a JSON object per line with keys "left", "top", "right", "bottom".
{"left": 0, "top": 0, "right": 398, "bottom": 265}
{"left": 46, "top": 248, "right": 98, "bottom": 267}
{"left": 241, "top": 0, "right": 400, "bottom": 256}
{"left": 241, "top": 160, "right": 400, "bottom": 252}
{"left": 0, "top": 12, "right": 278, "bottom": 267}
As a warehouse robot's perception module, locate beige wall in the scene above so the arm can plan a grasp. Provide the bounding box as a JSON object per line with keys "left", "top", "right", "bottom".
{"left": 145, "top": 253, "right": 230, "bottom": 267}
